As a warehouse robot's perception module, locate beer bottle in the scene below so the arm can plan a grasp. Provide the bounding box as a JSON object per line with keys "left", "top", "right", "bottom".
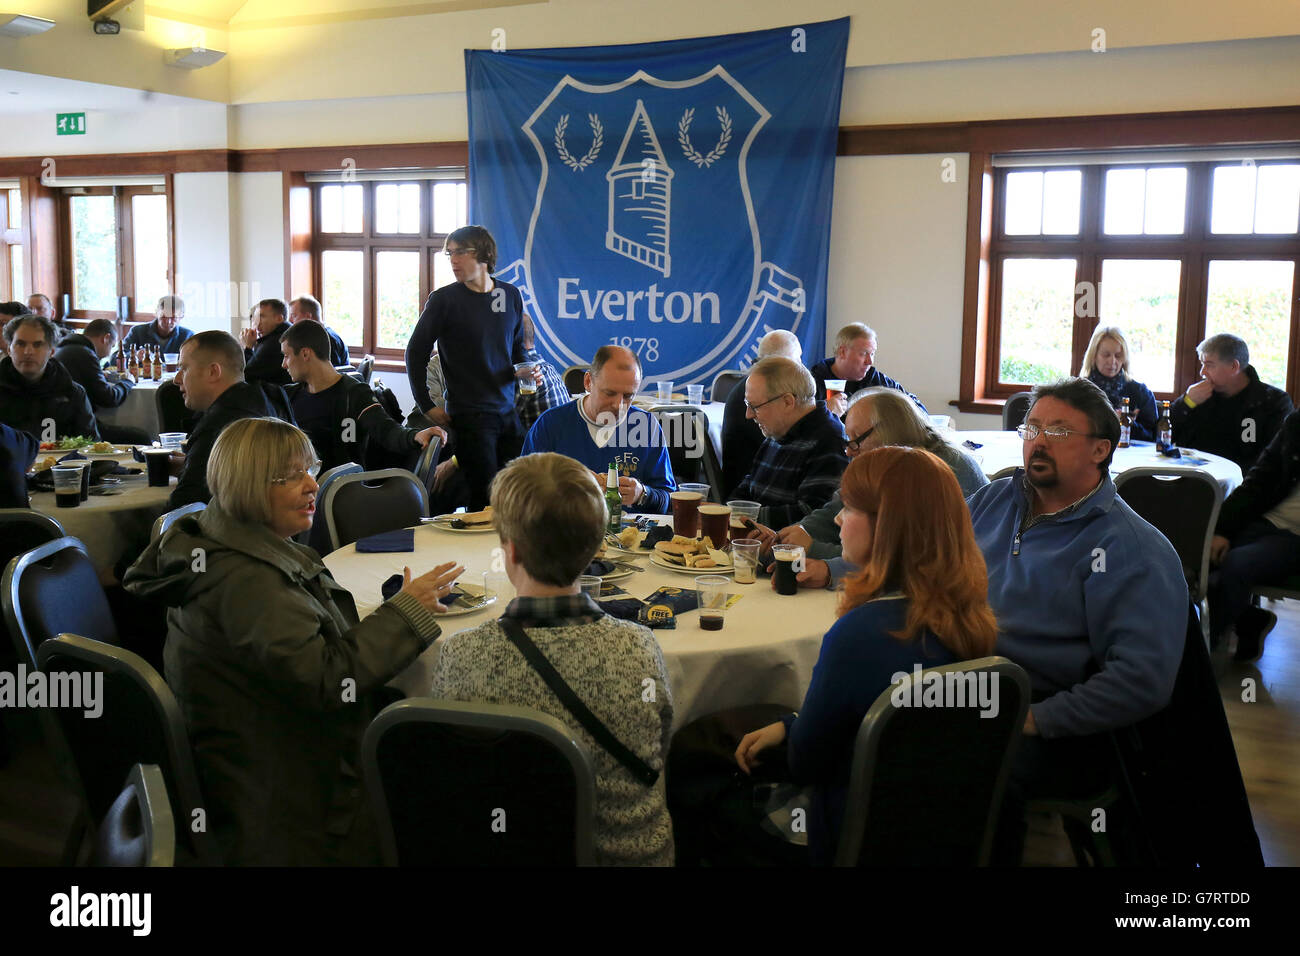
{"left": 127, "top": 347, "right": 139, "bottom": 379}
{"left": 115, "top": 342, "right": 126, "bottom": 375}
{"left": 1118, "top": 397, "right": 1132, "bottom": 448}
{"left": 1155, "top": 400, "right": 1174, "bottom": 454}
{"left": 151, "top": 346, "right": 163, "bottom": 381}
{"left": 605, "top": 463, "right": 622, "bottom": 534}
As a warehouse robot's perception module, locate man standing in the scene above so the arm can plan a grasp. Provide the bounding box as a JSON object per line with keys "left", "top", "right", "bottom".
{"left": 721, "top": 329, "right": 801, "bottom": 498}
{"left": 122, "top": 295, "right": 194, "bottom": 354}
{"left": 26, "top": 293, "right": 74, "bottom": 343}
{"left": 521, "top": 345, "right": 676, "bottom": 513}
{"left": 54, "top": 318, "right": 150, "bottom": 446}
{"left": 0, "top": 313, "right": 98, "bottom": 441}
{"left": 240, "top": 298, "right": 293, "bottom": 387}
{"left": 289, "top": 295, "right": 349, "bottom": 367}
{"left": 171, "top": 331, "right": 295, "bottom": 507}
{"left": 1170, "top": 333, "right": 1292, "bottom": 471}
{"left": 404, "top": 225, "right": 535, "bottom": 510}
{"left": 281, "top": 320, "right": 443, "bottom": 474}
{"left": 966, "top": 377, "right": 1186, "bottom": 861}
{"left": 808, "top": 323, "right": 923, "bottom": 417}
{"left": 1208, "top": 407, "right": 1300, "bottom": 661}
{"left": 732, "top": 357, "right": 848, "bottom": 528}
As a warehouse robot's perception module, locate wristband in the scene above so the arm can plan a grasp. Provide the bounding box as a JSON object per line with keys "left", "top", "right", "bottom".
{"left": 450, "top": 455, "right": 458, "bottom": 467}
{"left": 1183, "top": 395, "right": 1197, "bottom": 409}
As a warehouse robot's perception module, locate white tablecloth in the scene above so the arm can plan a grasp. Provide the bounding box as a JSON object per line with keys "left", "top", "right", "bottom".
{"left": 29, "top": 451, "right": 174, "bottom": 580}
{"left": 323, "top": 517, "right": 837, "bottom": 730}
{"left": 97, "top": 378, "right": 163, "bottom": 440}
{"left": 947, "top": 429, "right": 1244, "bottom": 494}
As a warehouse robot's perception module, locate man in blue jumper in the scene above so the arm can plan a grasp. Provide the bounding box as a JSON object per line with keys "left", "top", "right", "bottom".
{"left": 520, "top": 345, "right": 675, "bottom": 513}
{"left": 966, "top": 377, "right": 1187, "bottom": 863}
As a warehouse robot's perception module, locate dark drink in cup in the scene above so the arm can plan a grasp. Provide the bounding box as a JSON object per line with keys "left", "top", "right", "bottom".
{"left": 698, "top": 504, "right": 731, "bottom": 548}
{"left": 52, "top": 466, "right": 81, "bottom": 508}
{"left": 772, "top": 544, "right": 804, "bottom": 596}
{"left": 699, "top": 612, "right": 724, "bottom": 631}
{"left": 144, "top": 449, "right": 173, "bottom": 488}
{"left": 55, "top": 490, "right": 81, "bottom": 509}
{"left": 670, "top": 490, "right": 703, "bottom": 538}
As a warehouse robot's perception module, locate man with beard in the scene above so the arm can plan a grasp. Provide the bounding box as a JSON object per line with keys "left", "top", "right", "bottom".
{"left": 966, "top": 377, "right": 1186, "bottom": 863}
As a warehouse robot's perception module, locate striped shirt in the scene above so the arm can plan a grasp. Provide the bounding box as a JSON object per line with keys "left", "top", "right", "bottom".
{"left": 733, "top": 402, "right": 849, "bottom": 527}
{"left": 516, "top": 351, "right": 571, "bottom": 432}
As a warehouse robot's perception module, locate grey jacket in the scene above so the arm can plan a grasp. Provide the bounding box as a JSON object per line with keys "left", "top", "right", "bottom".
{"left": 124, "top": 503, "right": 441, "bottom": 865}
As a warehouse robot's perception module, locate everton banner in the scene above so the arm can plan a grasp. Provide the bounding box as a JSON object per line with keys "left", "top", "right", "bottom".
{"left": 466, "top": 18, "right": 850, "bottom": 388}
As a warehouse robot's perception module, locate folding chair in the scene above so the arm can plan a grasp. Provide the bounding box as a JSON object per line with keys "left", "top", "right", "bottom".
{"left": 321, "top": 468, "right": 429, "bottom": 551}
{"left": 301, "top": 462, "right": 363, "bottom": 554}
{"left": 150, "top": 502, "right": 206, "bottom": 542}
{"left": 710, "top": 369, "right": 746, "bottom": 404}
{"left": 92, "top": 763, "right": 175, "bottom": 867}
{"left": 563, "top": 365, "right": 588, "bottom": 395}
{"left": 648, "top": 404, "right": 723, "bottom": 497}
{"left": 1002, "top": 392, "right": 1033, "bottom": 431}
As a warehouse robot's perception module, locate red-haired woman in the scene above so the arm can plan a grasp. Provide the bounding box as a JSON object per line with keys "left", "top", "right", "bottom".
{"left": 734, "top": 446, "right": 998, "bottom": 864}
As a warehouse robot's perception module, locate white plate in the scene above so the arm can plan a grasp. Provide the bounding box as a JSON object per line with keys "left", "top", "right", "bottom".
{"left": 437, "top": 593, "right": 499, "bottom": 616}
{"left": 650, "top": 553, "right": 734, "bottom": 575}
{"left": 597, "top": 563, "right": 639, "bottom": 582}
{"left": 422, "top": 515, "right": 496, "bottom": 534}
{"left": 83, "top": 447, "right": 133, "bottom": 458}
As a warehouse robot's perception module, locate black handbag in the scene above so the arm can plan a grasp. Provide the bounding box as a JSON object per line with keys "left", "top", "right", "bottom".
{"left": 496, "top": 615, "right": 659, "bottom": 787}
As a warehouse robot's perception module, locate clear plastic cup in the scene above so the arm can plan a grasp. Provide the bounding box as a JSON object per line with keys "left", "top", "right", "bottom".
{"left": 731, "top": 540, "right": 760, "bottom": 585}
{"left": 695, "top": 574, "right": 729, "bottom": 630}
{"left": 514, "top": 362, "right": 538, "bottom": 396}
{"left": 578, "top": 574, "right": 602, "bottom": 600}
{"left": 158, "top": 432, "right": 187, "bottom": 450}
{"left": 772, "top": 544, "right": 806, "bottom": 595}
{"left": 727, "top": 499, "right": 761, "bottom": 540}
{"left": 686, "top": 383, "right": 704, "bottom": 405}
{"left": 52, "top": 466, "right": 82, "bottom": 508}
{"left": 656, "top": 381, "right": 674, "bottom": 404}
{"left": 825, "top": 378, "right": 847, "bottom": 400}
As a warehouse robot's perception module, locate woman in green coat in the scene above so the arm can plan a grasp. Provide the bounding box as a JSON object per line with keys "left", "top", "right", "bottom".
{"left": 125, "top": 416, "right": 463, "bottom": 865}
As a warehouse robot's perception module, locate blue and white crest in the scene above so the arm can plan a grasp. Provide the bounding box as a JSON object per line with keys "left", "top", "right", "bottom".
{"left": 500, "top": 68, "right": 804, "bottom": 384}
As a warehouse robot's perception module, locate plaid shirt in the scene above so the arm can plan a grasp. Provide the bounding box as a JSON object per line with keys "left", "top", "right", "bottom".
{"left": 733, "top": 402, "right": 849, "bottom": 527}
{"left": 502, "top": 592, "right": 604, "bottom": 627}
{"left": 516, "top": 350, "right": 570, "bottom": 432}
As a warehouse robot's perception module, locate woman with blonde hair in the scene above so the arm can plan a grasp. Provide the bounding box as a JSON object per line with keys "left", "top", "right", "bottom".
{"left": 734, "top": 446, "right": 997, "bottom": 864}
{"left": 1079, "top": 325, "right": 1158, "bottom": 440}
{"left": 125, "top": 416, "right": 464, "bottom": 865}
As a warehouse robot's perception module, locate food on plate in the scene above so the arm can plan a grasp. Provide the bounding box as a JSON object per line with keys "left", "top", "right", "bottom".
{"left": 618, "top": 525, "right": 640, "bottom": 549}
{"left": 455, "top": 506, "right": 493, "bottom": 526}
{"left": 653, "top": 536, "right": 733, "bottom": 569}
{"left": 91, "top": 441, "right": 115, "bottom": 453}
{"left": 38, "top": 436, "right": 96, "bottom": 452}
{"left": 33, "top": 455, "right": 59, "bottom": 472}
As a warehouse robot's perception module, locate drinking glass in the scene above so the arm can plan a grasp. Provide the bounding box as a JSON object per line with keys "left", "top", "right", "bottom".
{"left": 731, "top": 539, "right": 760, "bottom": 585}
{"left": 695, "top": 574, "right": 729, "bottom": 630}
{"left": 656, "top": 381, "right": 674, "bottom": 404}
{"left": 686, "top": 383, "right": 704, "bottom": 405}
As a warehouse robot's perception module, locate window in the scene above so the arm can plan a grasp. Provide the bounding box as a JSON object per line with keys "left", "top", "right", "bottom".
{"left": 0, "top": 185, "right": 23, "bottom": 301}
{"left": 311, "top": 176, "right": 468, "bottom": 358}
{"left": 981, "top": 157, "right": 1300, "bottom": 401}
{"left": 61, "top": 182, "right": 173, "bottom": 322}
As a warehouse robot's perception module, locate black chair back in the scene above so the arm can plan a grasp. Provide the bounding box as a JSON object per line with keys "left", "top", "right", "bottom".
{"left": 260, "top": 382, "right": 296, "bottom": 424}
{"left": 412, "top": 436, "right": 443, "bottom": 499}
{"left": 357, "top": 355, "right": 376, "bottom": 386}
{"left": 835, "top": 657, "right": 1029, "bottom": 866}
{"left": 648, "top": 405, "right": 722, "bottom": 494}
{"left": 302, "top": 462, "right": 363, "bottom": 554}
{"left": 1002, "top": 392, "right": 1033, "bottom": 431}
{"left": 36, "top": 634, "right": 218, "bottom": 865}
{"left": 1114, "top": 467, "right": 1223, "bottom": 602}
{"left": 322, "top": 468, "right": 429, "bottom": 551}
{"left": 363, "top": 699, "right": 596, "bottom": 865}
{"left": 710, "top": 369, "right": 746, "bottom": 404}
{"left": 2, "top": 538, "right": 117, "bottom": 669}
{"left": 154, "top": 379, "right": 196, "bottom": 435}
{"left": 92, "top": 763, "right": 175, "bottom": 867}
{"left": 151, "top": 502, "right": 206, "bottom": 542}
{"left": 562, "top": 365, "right": 587, "bottom": 394}
{"left": 0, "top": 509, "right": 64, "bottom": 579}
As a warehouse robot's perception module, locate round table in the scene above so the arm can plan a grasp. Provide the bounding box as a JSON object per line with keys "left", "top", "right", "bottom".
{"left": 947, "top": 429, "right": 1244, "bottom": 494}
{"left": 97, "top": 378, "right": 163, "bottom": 440}
{"left": 323, "top": 518, "right": 839, "bottom": 730}
{"left": 28, "top": 450, "right": 174, "bottom": 580}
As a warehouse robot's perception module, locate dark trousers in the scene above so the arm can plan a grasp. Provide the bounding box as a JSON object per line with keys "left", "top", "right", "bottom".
{"left": 993, "top": 732, "right": 1112, "bottom": 865}
{"left": 452, "top": 410, "right": 522, "bottom": 511}
{"left": 1208, "top": 518, "right": 1300, "bottom": 640}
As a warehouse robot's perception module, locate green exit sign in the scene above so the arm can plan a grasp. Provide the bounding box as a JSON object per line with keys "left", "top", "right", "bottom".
{"left": 56, "top": 113, "right": 86, "bottom": 136}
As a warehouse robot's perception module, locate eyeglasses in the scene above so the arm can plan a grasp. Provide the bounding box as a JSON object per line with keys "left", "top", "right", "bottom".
{"left": 270, "top": 459, "right": 322, "bottom": 486}
{"left": 1016, "top": 423, "right": 1100, "bottom": 441}
{"left": 744, "top": 392, "right": 790, "bottom": 412}
{"left": 845, "top": 425, "right": 876, "bottom": 453}
{"left": 444, "top": 247, "right": 477, "bottom": 259}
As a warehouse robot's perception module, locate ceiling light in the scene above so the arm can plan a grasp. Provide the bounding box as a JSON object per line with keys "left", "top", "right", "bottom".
{"left": 0, "top": 14, "right": 55, "bottom": 37}
{"left": 164, "top": 46, "right": 226, "bottom": 70}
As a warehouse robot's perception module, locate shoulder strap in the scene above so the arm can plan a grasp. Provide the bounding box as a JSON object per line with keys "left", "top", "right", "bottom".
{"left": 497, "top": 615, "right": 659, "bottom": 787}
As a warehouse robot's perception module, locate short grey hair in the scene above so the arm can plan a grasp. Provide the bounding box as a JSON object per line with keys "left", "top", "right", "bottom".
{"left": 1197, "top": 333, "right": 1249, "bottom": 369}
{"left": 749, "top": 356, "right": 815, "bottom": 406}
{"left": 208, "top": 418, "right": 316, "bottom": 527}
{"left": 757, "top": 329, "right": 801, "bottom": 362}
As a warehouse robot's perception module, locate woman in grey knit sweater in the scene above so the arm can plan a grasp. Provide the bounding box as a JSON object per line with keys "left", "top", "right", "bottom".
{"left": 429, "top": 452, "right": 674, "bottom": 866}
{"left": 741, "top": 387, "right": 988, "bottom": 590}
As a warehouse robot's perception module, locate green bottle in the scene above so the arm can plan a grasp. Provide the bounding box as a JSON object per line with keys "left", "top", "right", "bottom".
{"left": 606, "top": 463, "right": 622, "bottom": 534}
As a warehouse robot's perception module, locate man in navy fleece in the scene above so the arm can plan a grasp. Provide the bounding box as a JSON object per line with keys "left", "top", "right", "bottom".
{"left": 405, "top": 226, "right": 537, "bottom": 510}
{"left": 966, "top": 377, "right": 1187, "bottom": 862}
{"left": 520, "top": 345, "right": 675, "bottom": 513}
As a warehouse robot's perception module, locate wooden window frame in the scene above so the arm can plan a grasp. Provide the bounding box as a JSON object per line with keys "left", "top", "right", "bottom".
{"left": 0, "top": 186, "right": 24, "bottom": 302}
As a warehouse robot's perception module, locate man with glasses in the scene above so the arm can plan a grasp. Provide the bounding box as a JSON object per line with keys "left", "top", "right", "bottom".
{"left": 730, "top": 356, "right": 847, "bottom": 527}
{"left": 404, "top": 225, "right": 538, "bottom": 509}
{"left": 721, "top": 329, "right": 801, "bottom": 498}
{"left": 808, "top": 322, "right": 923, "bottom": 417}
{"left": 170, "top": 330, "right": 296, "bottom": 508}
{"left": 966, "top": 377, "right": 1186, "bottom": 863}
{"left": 1170, "top": 333, "right": 1292, "bottom": 471}
{"left": 122, "top": 294, "right": 194, "bottom": 354}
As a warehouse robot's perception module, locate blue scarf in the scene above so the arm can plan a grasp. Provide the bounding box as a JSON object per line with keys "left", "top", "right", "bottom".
{"left": 1088, "top": 368, "right": 1127, "bottom": 409}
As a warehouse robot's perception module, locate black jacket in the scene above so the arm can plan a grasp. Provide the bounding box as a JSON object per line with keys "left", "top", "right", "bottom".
{"left": 808, "top": 358, "right": 926, "bottom": 413}
{"left": 0, "top": 355, "right": 99, "bottom": 442}
{"left": 1, "top": 422, "right": 38, "bottom": 508}
{"left": 171, "top": 380, "right": 296, "bottom": 508}
{"left": 244, "top": 322, "right": 292, "bottom": 387}
{"left": 286, "top": 374, "right": 421, "bottom": 474}
{"left": 1216, "top": 408, "right": 1300, "bottom": 540}
{"left": 1170, "top": 365, "right": 1293, "bottom": 472}
{"left": 54, "top": 334, "right": 132, "bottom": 409}
{"left": 721, "top": 378, "right": 763, "bottom": 500}
{"left": 324, "top": 326, "right": 349, "bottom": 367}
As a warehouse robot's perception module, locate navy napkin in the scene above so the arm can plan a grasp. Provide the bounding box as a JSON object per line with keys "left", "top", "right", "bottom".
{"left": 57, "top": 451, "right": 87, "bottom": 462}
{"left": 356, "top": 528, "right": 415, "bottom": 553}
{"left": 381, "top": 573, "right": 403, "bottom": 602}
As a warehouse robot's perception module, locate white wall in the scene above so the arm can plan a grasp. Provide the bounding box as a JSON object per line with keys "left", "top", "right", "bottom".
{"left": 228, "top": 170, "right": 285, "bottom": 303}
{"left": 172, "top": 172, "right": 237, "bottom": 332}
{"left": 0, "top": 103, "right": 228, "bottom": 156}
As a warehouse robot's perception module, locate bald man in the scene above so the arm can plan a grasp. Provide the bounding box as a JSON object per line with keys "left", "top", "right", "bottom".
{"left": 520, "top": 345, "right": 676, "bottom": 512}
{"left": 722, "top": 329, "right": 802, "bottom": 498}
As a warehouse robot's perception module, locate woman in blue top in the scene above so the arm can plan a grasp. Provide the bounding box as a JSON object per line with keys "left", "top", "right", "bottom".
{"left": 1080, "top": 325, "right": 1158, "bottom": 441}
{"left": 734, "top": 446, "right": 998, "bottom": 864}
